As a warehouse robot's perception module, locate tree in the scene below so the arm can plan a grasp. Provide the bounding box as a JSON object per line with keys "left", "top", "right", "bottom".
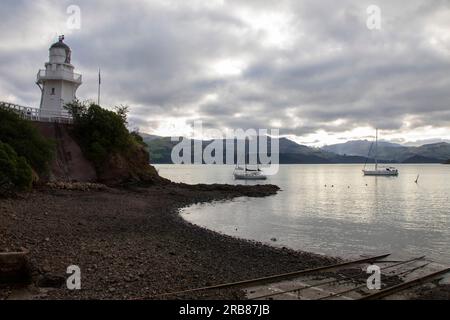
{"left": 69, "top": 103, "right": 133, "bottom": 167}
{"left": 114, "top": 105, "right": 129, "bottom": 125}
{"left": 64, "top": 99, "right": 88, "bottom": 121}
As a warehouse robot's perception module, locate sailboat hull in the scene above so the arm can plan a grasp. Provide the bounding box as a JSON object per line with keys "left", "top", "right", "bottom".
{"left": 363, "top": 170, "right": 398, "bottom": 176}
{"left": 234, "top": 172, "right": 267, "bottom": 180}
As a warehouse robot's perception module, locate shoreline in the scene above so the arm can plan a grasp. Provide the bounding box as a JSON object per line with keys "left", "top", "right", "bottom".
{"left": 0, "top": 183, "right": 340, "bottom": 300}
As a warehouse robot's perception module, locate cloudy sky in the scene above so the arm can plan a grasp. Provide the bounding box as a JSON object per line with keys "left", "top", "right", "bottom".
{"left": 1, "top": 0, "right": 450, "bottom": 146}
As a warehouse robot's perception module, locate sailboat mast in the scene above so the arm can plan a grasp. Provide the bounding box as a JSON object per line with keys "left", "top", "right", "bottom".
{"left": 245, "top": 140, "right": 247, "bottom": 171}
{"left": 375, "top": 128, "right": 378, "bottom": 171}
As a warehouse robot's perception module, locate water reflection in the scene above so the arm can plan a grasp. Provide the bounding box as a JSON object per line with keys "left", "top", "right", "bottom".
{"left": 157, "top": 164, "right": 450, "bottom": 263}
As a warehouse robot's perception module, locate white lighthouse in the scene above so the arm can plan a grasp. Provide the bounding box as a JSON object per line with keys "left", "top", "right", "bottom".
{"left": 36, "top": 36, "right": 82, "bottom": 118}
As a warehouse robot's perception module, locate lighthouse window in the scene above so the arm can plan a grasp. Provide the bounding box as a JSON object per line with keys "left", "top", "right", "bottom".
{"left": 51, "top": 88, "right": 55, "bottom": 95}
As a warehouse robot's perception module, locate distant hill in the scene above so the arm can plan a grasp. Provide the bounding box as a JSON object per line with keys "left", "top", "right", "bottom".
{"left": 322, "top": 140, "right": 402, "bottom": 157}
{"left": 322, "top": 140, "right": 450, "bottom": 163}
{"left": 142, "top": 134, "right": 450, "bottom": 164}
{"left": 139, "top": 133, "right": 162, "bottom": 141}
{"left": 142, "top": 135, "right": 377, "bottom": 164}
{"left": 277, "top": 138, "right": 374, "bottom": 163}
{"left": 141, "top": 136, "right": 178, "bottom": 164}
{"left": 401, "top": 155, "right": 442, "bottom": 163}
{"left": 409, "top": 143, "right": 450, "bottom": 162}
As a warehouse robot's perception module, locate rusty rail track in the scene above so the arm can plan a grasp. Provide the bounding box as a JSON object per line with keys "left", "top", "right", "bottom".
{"left": 358, "top": 267, "right": 450, "bottom": 300}
{"left": 250, "top": 255, "right": 426, "bottom": 300}
{"left": 145, "top": 253, "right": 390, "bottom": 299}
{"left": 320, "top": 262, "right": 430, "bottom": 300}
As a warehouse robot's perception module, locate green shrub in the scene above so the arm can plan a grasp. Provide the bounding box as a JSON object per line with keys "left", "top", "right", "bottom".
{"left": 65, "top": 102, "right": 139, "bottom": 168}
{"left": 0, "top": 107, "right": 54, "bottom": 175}
{"left": 0, "top": 141, "right": 33, "bottom": 194}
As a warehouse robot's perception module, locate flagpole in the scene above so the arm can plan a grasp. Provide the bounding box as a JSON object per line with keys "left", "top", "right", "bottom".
{"left": 98, "top": 68, "right": 101, "bottom": 105}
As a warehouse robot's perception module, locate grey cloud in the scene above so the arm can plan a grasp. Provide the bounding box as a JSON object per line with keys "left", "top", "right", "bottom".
{"left": 1, "top": 0, "right": 450, "bottom": 143}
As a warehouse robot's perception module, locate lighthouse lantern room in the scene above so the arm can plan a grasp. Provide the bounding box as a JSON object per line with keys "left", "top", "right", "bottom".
{"left": 36, "top": 36, "right": 82, "bottom": 118}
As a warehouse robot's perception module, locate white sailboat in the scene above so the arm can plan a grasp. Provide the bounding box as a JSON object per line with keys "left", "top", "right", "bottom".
{"left": 233, "top": 165, "right": 267, "bottom": 180}
{"left": 233, "top": 153, "right": 267, "bottom": 180}
{"left": 363, "top": 129, "right": 399, "bottom": 176}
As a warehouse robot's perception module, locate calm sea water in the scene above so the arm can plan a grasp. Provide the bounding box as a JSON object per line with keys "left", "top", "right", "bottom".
{"left": 156, "top": 164, "right": 450, "bottom": 264}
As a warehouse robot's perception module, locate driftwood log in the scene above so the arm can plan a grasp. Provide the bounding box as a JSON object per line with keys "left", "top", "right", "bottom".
{"left": 0, "top": 249, "right": 31, "bottom": 284}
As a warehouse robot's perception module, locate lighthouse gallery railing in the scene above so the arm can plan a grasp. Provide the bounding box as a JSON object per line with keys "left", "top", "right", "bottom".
{"left": 36, "top": 69, "right": 82, "bottom": 83}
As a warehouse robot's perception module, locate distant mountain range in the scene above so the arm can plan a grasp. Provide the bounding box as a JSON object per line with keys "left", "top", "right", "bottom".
{"left": 322, "top": 140, "right": 403, "bottom": 156}
{"left": 140, "top": 134, "right": 450, "bottom": 164}
{"left": 322, "top": 140, "right": 450, "bottom": 163}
